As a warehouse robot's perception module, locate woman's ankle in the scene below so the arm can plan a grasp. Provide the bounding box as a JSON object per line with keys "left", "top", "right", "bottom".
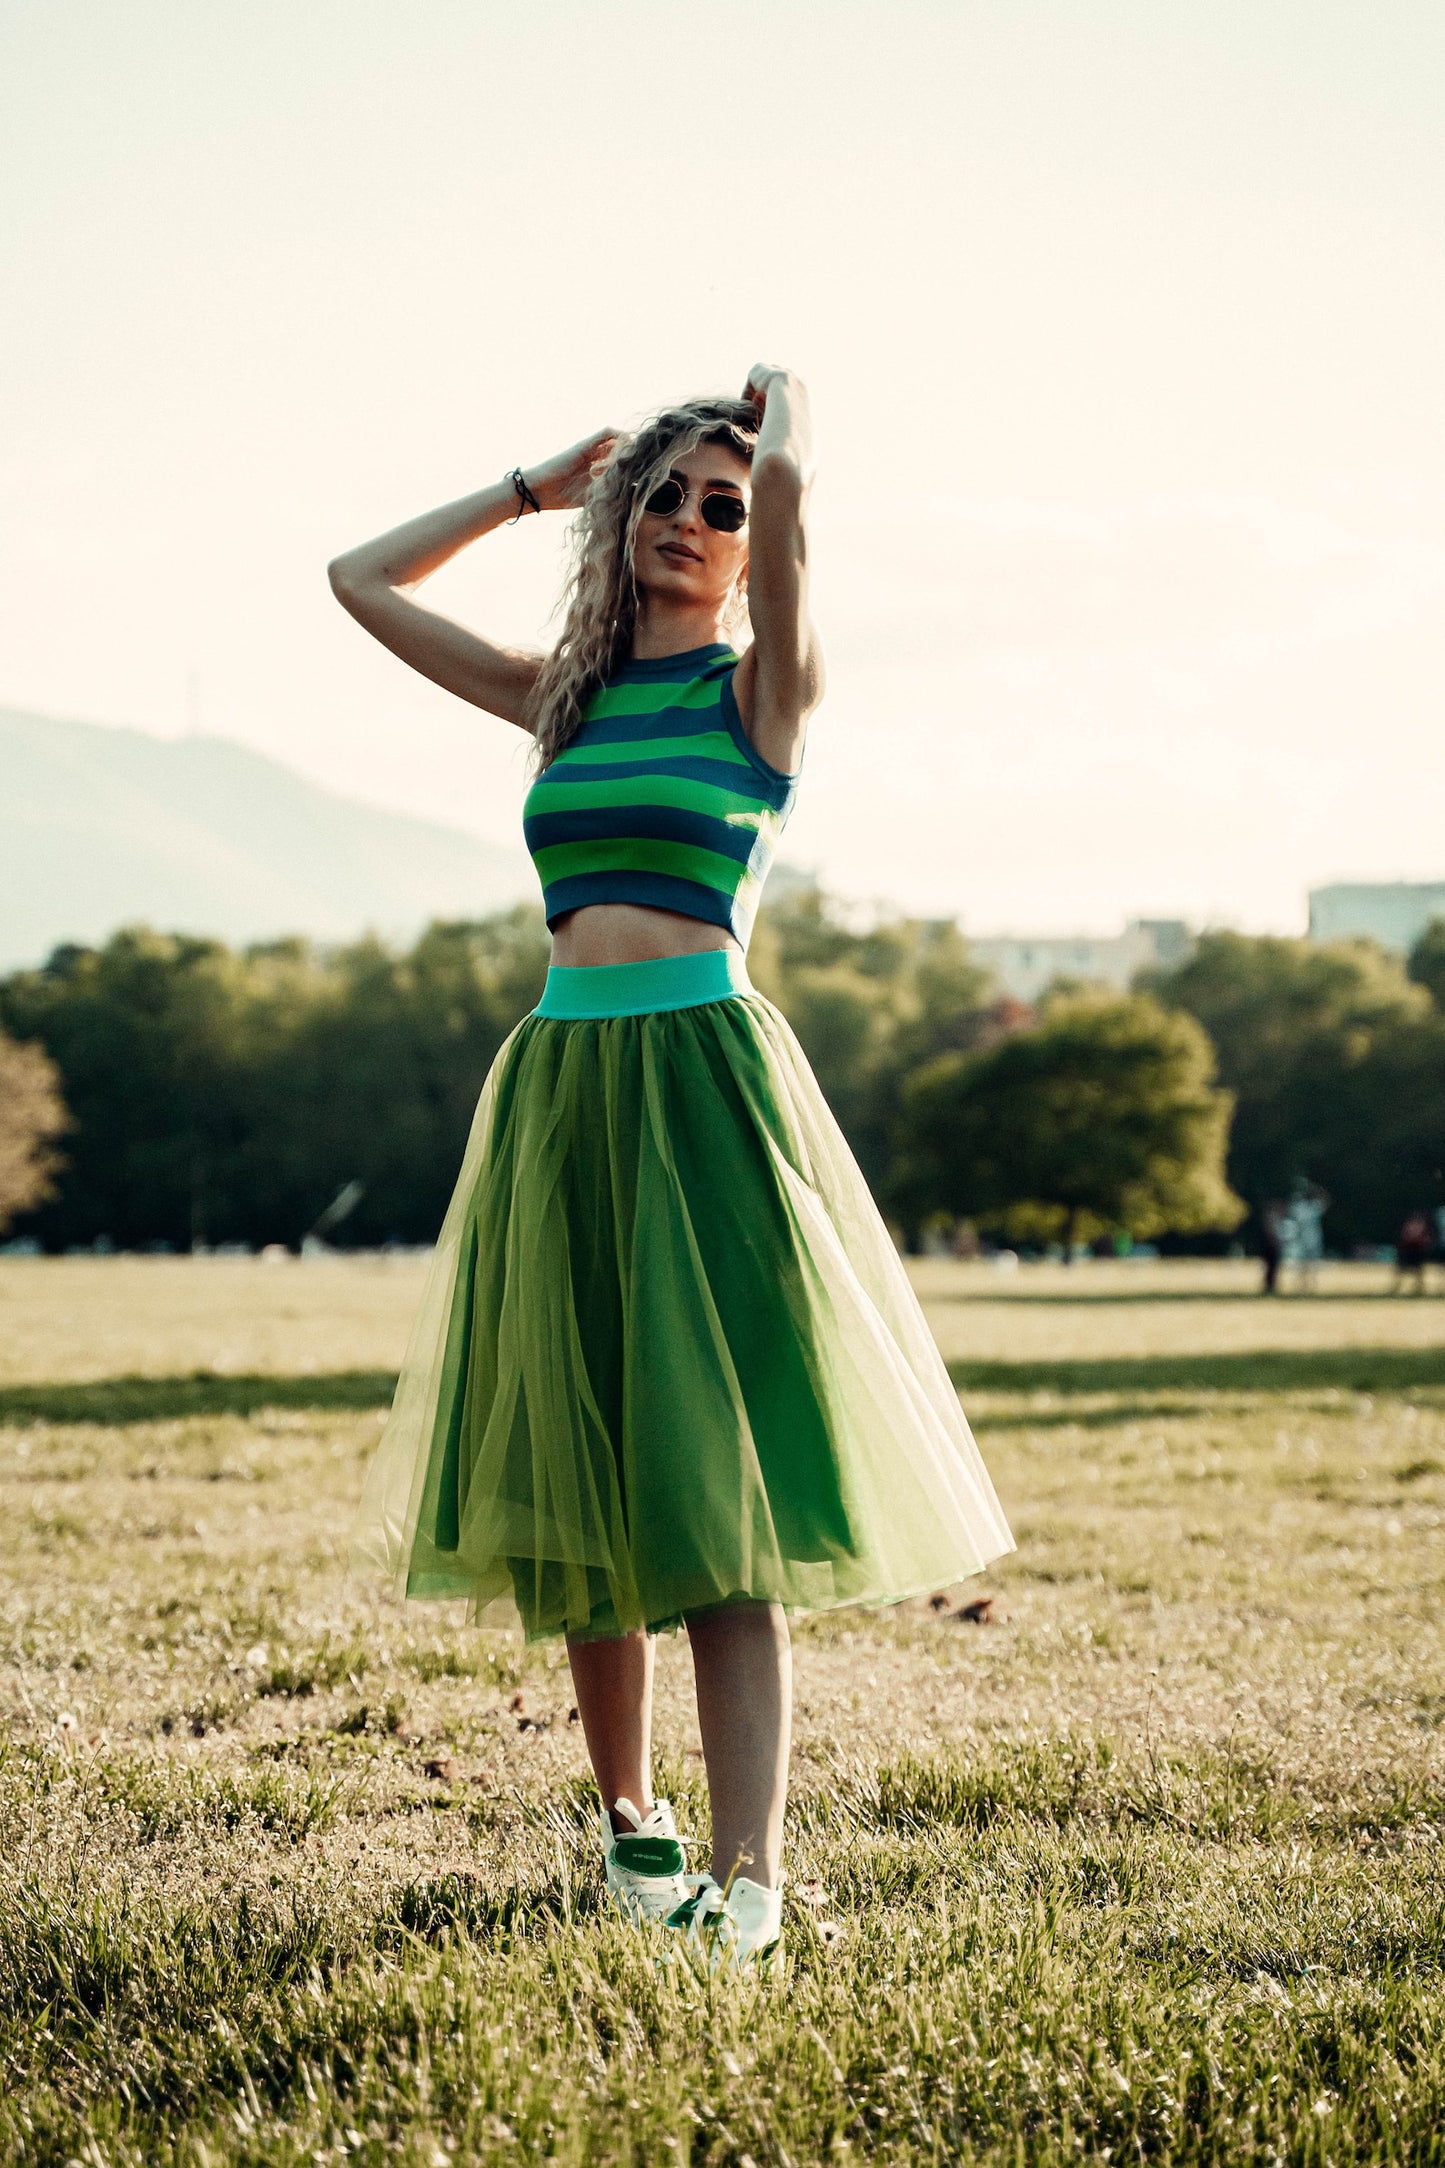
{"left": 607, "top": 1793, "right": 655, "bottom": 1834}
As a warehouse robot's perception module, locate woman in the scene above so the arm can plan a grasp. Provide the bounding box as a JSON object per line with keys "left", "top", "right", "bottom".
{"left": 330, "top": 368, "right": 1013, "bottom": 1969}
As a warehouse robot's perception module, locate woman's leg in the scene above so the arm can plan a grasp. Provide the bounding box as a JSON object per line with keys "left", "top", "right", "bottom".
{"left": 567, "top": 1629, "right": 655, "bottom": 1821}
{"left": 685, "top": 1601, "right": 792, "bottom": 1888}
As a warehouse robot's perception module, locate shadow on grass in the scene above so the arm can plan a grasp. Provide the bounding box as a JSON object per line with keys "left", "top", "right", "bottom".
{"left": 0, "top": 1370, "right": 398, "bottom": 1428}
{"left": 949, "top": 1346, "right": 1445, "bottom": 1397}
{"left": 385, "top": 1868, "right": 597, "bottom": 1948}
{"left": 973, "top": 1398, "right": 1223, "bottom": 1433}
{"left": 931, "top": 1288, "right": 1423, "bottom": 1308}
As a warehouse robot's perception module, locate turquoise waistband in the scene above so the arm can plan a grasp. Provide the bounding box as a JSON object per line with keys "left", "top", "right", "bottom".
{"left": 534, "top": 949, "right": 753, "bottom": 1020}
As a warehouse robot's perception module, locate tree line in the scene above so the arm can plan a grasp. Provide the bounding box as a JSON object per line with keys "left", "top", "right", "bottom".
{"left": 1, "top": 894, "right": 1442, "bottom": 1255}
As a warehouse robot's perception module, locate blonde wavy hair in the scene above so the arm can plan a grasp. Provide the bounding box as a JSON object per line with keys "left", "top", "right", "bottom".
{"left": 526, "top": 396, "right": 759, "bottom": 771}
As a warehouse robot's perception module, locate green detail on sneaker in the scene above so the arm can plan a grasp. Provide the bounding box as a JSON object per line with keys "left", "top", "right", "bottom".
{"left": 610, "top": 1834, "right": 686, "bottom": 1878}
{"left": 663, "top": 1886, "right": 714, "bottom": 1931}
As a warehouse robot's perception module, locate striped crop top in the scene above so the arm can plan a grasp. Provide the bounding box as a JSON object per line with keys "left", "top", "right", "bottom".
{"left": 522, "top": 643, "right": 798, "bottom": 946}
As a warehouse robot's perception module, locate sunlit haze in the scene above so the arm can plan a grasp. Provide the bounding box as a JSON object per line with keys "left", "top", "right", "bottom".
{"left": 3, "top": 1, "right": 1442, "bottom": 936}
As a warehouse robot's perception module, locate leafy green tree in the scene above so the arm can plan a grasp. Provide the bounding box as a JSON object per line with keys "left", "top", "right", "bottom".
{"left": 0, "top": 930, "right": 259, "bottom": 1249}
{"left": 0, "top": 912, "right": 551, "bottom": 1251}
{"left": 895, "top": 990, "right": 1243, "bottom": 1250}
{"left": 237, "top": 912, "right": 550, "bottom": 1246}
{"left": 1145, "top": 932, "right": 1436, "bottom": 1246}
{"left": 1343, "top": 1007, "right": 1445, "bottom": 1241}
{"left": 751, "top": 888, "right": 997, "bottom": 1187}
{"left": 1407, "top": 917, "right": 1445, "bottom": 1010}
{"left": 0, "top": 1029, "right": 68, "bottom": 1234}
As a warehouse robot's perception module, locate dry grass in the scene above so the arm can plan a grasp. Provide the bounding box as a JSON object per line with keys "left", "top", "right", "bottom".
{"left": 1, "top": 1256, "right": 1443, "bottom": 2165}
{"left": 0, "top": 1253, "right": 428, "bottom": 1385}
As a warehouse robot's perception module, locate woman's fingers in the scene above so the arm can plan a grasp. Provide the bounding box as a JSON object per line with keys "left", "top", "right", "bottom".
{"left": 566, "top": 429, "right": 619, "bottom": 497}
{"left": 554, "top": 429, "right": 616, "bottom": 477}
{"left": 526, "top": 429, "right": 620, "bottom": 511}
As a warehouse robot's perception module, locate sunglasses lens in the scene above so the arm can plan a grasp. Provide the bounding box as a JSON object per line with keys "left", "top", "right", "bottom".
{"left": 702, "top": 494, "right": 747, "bottom": 533}
{"left": 642, "top": 477, "right": 746, "bottom": 530}
{"left": 643, "top": 478, "right": 685, "bottom": 516}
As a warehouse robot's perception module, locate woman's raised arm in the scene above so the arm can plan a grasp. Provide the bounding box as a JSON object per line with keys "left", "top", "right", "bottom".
{"left": 732, "top": 366, "right": 824, "bottom": 775}
{"left": 327, "top": 428, "right": 617, "bottom": 729}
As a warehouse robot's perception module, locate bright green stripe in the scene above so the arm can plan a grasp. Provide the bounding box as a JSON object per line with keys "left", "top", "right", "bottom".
{"left": 534, "top": 773, "right": 765, "bottom": 825}
{"left": 533, "top": 837, "right": 747, "bottom": 893}
{"left": 588, "top": 678, "right": 727, "bottom": 719}
{"left": 557, "top": 729, "right": 750, "bottom": 769}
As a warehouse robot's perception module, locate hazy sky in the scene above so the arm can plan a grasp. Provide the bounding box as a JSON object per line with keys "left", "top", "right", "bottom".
{"left": 3, "top": 1, "right": 1442, "bottom": 934}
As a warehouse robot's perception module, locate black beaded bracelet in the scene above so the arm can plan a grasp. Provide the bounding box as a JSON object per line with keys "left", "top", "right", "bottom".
{"left": 507, "top": 467, "right": 542, "bottom": 522}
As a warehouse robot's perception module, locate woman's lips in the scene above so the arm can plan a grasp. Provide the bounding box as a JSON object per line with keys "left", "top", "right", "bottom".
{"left": 658, "top": 541, "right": 702, "bottom": 564}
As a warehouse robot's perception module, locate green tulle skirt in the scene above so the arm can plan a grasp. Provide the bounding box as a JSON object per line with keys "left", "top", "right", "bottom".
{"left": 350, "top": 956, "right": 1013, "bottom": 1641}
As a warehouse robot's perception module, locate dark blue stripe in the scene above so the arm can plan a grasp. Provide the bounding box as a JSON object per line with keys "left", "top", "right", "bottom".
{"left": 607, "top": 644, "right": 735, "bottom": 682}
{"left": 524, "top": 804, "right": 758, "bottom": 864}
{"left": 542, "top": 871, "right": 737, "bottom": 931}
{"left": 577, "top": 707, "right": 728, "bottom": 747}
{"left": 531, "top": 754, "right": 769, "bottom": 797}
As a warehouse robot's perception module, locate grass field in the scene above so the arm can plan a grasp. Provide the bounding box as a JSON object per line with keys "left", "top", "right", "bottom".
{"left": 1, "top": 1255, "right": 1443, "bottom": 2166}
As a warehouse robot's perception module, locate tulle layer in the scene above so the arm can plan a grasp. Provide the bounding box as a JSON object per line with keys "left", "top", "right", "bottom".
{"left": 350, "top": 990, "right": 1014, "bottom": 1640}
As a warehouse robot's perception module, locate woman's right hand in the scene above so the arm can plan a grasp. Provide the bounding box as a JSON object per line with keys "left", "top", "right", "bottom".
{"left": 524, "top": 427, "right": 620, "bottom": 512}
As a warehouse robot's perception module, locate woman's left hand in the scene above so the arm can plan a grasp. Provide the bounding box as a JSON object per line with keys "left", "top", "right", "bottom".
{"left": 743, "top": 363, "right": 793, "bottom": 415}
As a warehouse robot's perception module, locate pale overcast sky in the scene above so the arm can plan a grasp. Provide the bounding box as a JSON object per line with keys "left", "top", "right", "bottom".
{"left": 3, "top": 1, "right": 1442, "bottom": 934}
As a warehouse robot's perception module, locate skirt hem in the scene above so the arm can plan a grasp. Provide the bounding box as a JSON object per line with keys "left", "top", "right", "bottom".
{"left": 349, "top": 1539, "right": 1016, "bottom": 1644}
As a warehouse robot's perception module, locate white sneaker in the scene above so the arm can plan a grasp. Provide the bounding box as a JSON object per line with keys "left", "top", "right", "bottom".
{"left": 664, "top": 1872, "right": 785, "bottom": 1972}
{"left": 599, "top": 1797, "right": 692, "bottom": 1925}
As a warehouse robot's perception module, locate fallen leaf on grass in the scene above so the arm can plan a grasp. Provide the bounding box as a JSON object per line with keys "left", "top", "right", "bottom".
{"left": 958, "top": 1595, "right": 1009, "bottom": 1625}
{"left": 423, "top": 1753, "right": 457, "bottom": 1783}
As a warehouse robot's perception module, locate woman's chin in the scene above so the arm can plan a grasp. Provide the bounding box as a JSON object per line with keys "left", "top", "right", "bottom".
{"left": 639, "top": 572, "right": 715, "bottom": 609}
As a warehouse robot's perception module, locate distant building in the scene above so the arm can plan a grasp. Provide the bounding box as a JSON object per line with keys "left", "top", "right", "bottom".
{"left": 1308, "top": 882, "right": 1445, "bottom": 953}
{"left": 966, "top": 918, "right": 1193, "bottom": 1003}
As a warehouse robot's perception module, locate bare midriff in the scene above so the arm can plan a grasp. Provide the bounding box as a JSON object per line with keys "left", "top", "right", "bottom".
{"left": 549, "top": 902, "right": 739, "bottom": 969}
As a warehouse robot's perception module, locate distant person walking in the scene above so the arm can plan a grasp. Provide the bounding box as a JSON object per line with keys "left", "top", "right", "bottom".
{"left": 1394, "top": 1211, "right": 1432, "bottom": 1296}
{"left": 1288, "top": 1178, "right": 1330, "bottom": 1293}
{"left": 328, "top": 373, "right": 1013, "bottom": 1971}
{"left": 1258, "top": 1202, "right": 1285, "bottom": 1296}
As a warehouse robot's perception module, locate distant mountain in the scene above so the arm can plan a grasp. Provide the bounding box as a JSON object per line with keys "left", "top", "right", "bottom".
{"left": 0, "top": 707, "right": 535, "bottom": 971}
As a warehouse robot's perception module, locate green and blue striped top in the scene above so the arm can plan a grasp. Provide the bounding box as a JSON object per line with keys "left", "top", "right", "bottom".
{"left": 522, "top": 644, "right": 798, "bottom": 946}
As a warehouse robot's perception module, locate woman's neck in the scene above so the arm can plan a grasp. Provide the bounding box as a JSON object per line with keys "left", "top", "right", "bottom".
{"left": 630, "top": 598, "right": 728, "bottom": 661}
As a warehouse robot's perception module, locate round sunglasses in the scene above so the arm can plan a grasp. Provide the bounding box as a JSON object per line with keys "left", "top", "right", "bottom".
{"left": 641, "top": 474, "right": 748, "bottom": 534}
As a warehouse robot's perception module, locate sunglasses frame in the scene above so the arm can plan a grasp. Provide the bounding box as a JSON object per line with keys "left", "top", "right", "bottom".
{"left": 640, "top": 473, "right": 749, "bottom": 534}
